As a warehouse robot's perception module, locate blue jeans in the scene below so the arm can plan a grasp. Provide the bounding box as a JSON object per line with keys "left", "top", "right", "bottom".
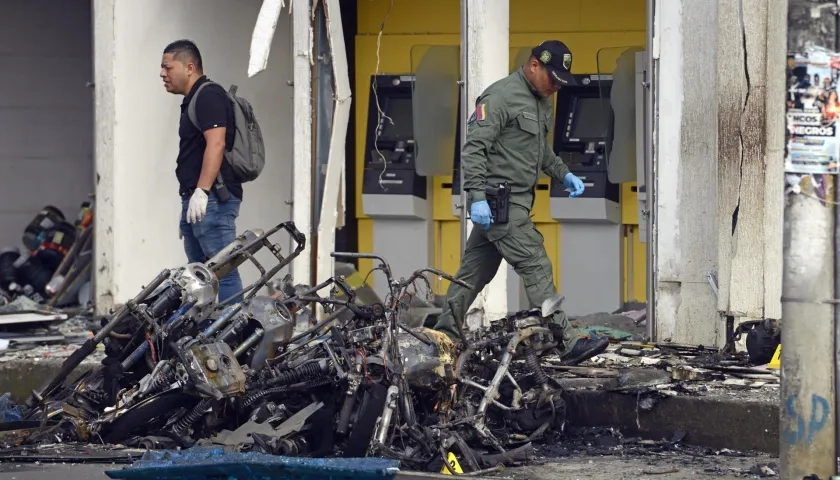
{"left": 180, "top": 192, "right": 244, "bottom": 304}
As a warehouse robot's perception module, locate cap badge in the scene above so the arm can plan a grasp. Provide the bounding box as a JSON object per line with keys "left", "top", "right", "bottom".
{"left": 540, "top": 50, "right": 552, "bottom": 64}
{"left": 563, "top": 53, "right": 572, "bottom": 70}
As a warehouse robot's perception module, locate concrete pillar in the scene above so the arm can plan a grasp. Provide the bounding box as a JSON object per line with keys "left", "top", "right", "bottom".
{"left": 716, "top": 0, "right": 783, "bottom": 328}
{"left": 653, "top": 0, "right": 721, "bottom": 345}
{"left": 93, "top": 0, "right": 295, "bottom": 310}
{"left": 291, "top": 0, "right": 313, "bottom": 286}
{"left": 781, "top": 1, "right": 836, "bottom": 476}
{"left": 93, "top": 0, "right": 116, "bottom": 313}
{"left": 462, "top": 0, "right": 510, "bottom": 327}
{"left": 653, "top": 0, "right": 784, "bottom": 346}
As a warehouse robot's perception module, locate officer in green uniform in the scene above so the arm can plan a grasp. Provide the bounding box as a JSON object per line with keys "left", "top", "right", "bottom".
{"left": 433, "top": 40, "right": 609, "bottom": 366}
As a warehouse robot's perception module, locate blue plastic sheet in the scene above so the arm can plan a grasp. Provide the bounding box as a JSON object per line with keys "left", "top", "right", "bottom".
{"left": 105, "top": 447, "right": 401, "bottom": 480}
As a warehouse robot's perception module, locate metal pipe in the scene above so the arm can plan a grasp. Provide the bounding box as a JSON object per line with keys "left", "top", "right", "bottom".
{"left": 94, "top": 270, "right": 171, "bottom": 343}
{"left": 201, "top": 303, "right": 244, "bottom": 338}
{"left": 644, "top": 0, "right": 656, "bottom": 342}
{"left": 233, "top": 328, "right": 264, "bottom": 357}
{"left": 459, "top": 0, "right": 469, "bottom": 254}
{"left": 834, "top": 6, "right": 840, "bottom": 465}
{"left": 375, "top": 385, "right": 399, "bottom": 445}
{"left": 122, "top": 297, "right": 197, "bottom": 370}
{"left": 287, "top": 306, "right": 348, "bottom": 344}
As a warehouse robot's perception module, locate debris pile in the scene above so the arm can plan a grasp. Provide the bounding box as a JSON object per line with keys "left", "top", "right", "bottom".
{"left": 0, "top": 202, "right": 94, "bottom": 309}
{"left": 544, "top": 340, "right": 780, "bottom": 398}
{"left": 0, "top": 220, "right": 575, "bottom": 476}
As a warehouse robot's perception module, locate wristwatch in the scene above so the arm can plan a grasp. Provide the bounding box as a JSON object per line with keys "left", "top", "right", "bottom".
{"left": 199, "top": 188, "right": 210, "bottom": 195}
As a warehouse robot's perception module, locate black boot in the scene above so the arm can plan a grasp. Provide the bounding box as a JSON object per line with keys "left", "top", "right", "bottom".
{"left": 559, "top": 336, "right": 610, "bottom": 366}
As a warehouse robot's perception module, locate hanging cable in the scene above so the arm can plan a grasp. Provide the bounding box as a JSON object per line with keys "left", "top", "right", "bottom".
{"left": 373, "top": 0, "right": 395, "bottom": 190}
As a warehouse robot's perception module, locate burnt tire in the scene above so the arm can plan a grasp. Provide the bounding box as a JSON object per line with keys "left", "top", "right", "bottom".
{"left": 101, "top": 390, "right": 198, "bottom": 444}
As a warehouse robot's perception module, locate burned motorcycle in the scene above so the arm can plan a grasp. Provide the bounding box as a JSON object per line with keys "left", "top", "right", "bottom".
{"left": 20, "top": 222, "right": 307, "bottom": 445}
{"left": 1, "top": 232, "right": 573, "bottom": 476}
{"left": 374, "top": 294, "right": 569, "bottom": 473}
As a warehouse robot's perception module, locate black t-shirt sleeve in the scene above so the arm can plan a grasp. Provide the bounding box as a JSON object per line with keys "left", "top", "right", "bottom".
{"left": 194, "top": 86, "right": 229, "bottom": 132}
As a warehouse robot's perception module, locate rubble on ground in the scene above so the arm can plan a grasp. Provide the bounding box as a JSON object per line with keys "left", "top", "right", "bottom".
{"left": 544, "top": 341, "right": 779, "bottom": 400}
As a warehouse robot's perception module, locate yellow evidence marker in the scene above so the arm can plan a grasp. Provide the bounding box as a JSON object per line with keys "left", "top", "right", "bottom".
{"left": 441, "top": 451, "right": 464, "bottom": 475}
{"left": 768, "top": 344, "right": 781, "bottom": 370}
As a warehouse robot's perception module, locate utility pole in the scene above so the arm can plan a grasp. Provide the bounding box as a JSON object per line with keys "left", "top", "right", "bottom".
{"left": 781, "top": 1, "right": 837, "bottom": 478}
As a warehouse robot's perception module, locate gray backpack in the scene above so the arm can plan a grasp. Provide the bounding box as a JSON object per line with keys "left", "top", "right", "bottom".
{"left": 188, "top": 81, "right": 265, "bottom": 183}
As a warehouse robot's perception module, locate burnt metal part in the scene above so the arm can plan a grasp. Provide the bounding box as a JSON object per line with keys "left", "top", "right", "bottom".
{"left": 26, "top": 268, "right": 172, "bottom": 408}
{"left": 183, "top": 342, "right": 247, "bottom": 397}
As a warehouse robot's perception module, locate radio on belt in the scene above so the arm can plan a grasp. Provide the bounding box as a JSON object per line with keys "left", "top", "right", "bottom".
{"left": 361, "top": 74, "right": 432, "bottom": 297}
{"left": 549, "top": 73, "right": 622, "bottom": 317}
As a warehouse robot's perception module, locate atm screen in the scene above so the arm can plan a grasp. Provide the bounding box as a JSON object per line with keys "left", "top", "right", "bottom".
{"left": 380, "top": 97, "right": 414, "bottom": 142}
{"left": 569, "top": 97, "right": 610, "bottom": 139}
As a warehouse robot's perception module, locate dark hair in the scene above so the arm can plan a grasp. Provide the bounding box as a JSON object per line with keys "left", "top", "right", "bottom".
{"left": 163, "top": 39, "right": 203, "bottom": 72}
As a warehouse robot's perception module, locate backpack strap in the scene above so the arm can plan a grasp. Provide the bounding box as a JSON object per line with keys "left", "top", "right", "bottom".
{"left": 186, "top": 81, "right": 218, "bottom": 130}
{"left": 186, "top": 80, "right": 231, "bottom": 197}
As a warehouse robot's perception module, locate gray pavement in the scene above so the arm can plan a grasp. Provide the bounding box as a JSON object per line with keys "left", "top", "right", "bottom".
{"left": 0, "top": 452, "right": 778, "bottom": 480}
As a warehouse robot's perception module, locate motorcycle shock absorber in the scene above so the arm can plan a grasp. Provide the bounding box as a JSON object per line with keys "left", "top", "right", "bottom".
{"left": 374, "top": 385, "right": 400, "bottom": 446}
{"left": 523, "top": 344, "right": 549, "bottom": 387}
{"left": 150, "top": 367, "right": 174, "bottom": 392}
{"left": 172, "top": 398, "right": 211, "bottom": 436}
{"left": 266, "top": 360, "right": 329, "bottom": 387}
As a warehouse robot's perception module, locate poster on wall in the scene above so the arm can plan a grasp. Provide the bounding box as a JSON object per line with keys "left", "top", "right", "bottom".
{"left": 785, "top": 46, "right": 840, "bottom": 174}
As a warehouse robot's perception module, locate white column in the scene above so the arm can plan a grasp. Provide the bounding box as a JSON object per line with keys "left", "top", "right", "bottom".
{"left": 291, "top": 0, "right": 313, "bottom": 286}
{"left": 654, "top": 0, "right": 721, "bottom": 345}
{"left": 463, "top": 0, "right": 510, "bottom": 328}
{"left": 93, "top": 0, "right": 117, "bottom": 315}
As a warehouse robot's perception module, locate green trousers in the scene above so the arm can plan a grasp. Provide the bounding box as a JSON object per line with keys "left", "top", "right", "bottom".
{"left": 433, "top": 205, "right": 576, "bottom": 354}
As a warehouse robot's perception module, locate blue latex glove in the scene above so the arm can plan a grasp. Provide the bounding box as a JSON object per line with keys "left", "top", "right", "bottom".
{"left": 563, "top": 173, "right": 585, "bottom": 198}
{"left": 470, "top": 200, "right": 494, "bottom": 230}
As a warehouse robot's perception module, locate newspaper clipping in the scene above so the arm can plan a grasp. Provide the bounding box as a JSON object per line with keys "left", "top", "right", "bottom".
{"left": 786, "top": 47, "right": 840, "bottom": 174}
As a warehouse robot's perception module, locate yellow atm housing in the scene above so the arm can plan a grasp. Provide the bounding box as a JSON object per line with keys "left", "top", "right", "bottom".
{"left": 355, "top": 0, "right": 648, "bottom": 307}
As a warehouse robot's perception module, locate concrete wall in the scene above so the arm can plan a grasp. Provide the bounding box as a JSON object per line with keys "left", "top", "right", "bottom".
{"left": 0, "top": 1, "right": 94, "bottom": 251}
{"left": 654, "top": 0, "right": 722, "bottom": 345}
{"left": 94, "top": 0, "right": 294, "bottom": 309}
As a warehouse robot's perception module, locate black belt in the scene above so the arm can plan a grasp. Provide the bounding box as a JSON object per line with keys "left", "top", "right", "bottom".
{"left": 180, "top": 187, "right": 209, "bottom": 199}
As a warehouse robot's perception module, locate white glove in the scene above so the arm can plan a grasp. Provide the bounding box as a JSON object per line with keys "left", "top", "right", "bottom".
{"left": 186, "top": 189, "right": 208, "bottom": 224}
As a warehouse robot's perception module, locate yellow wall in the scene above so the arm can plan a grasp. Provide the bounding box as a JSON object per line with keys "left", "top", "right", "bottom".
{"left": 355, "top": 0, "right": 648, "bottom": 302}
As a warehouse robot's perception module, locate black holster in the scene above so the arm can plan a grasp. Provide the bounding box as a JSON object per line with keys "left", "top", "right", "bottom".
{"left": 485, "top": 182, "right": 511, "bottom": 224}
{"left": 213, "top": 173, "right": 231, "bottom": 203}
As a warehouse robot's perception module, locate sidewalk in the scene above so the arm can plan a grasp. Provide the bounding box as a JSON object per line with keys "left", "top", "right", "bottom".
{"left": 554, "top": 340, "right": 779, "bottom": 454}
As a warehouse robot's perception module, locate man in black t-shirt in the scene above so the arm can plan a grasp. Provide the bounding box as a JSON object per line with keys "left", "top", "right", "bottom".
{"left": 160, "top": 39, "right": 244, "bottom": 304}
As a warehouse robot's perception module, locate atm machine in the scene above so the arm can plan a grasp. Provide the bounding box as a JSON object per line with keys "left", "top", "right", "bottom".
{"left": 549, "top": 74, "right": 622, "bottom": 317}
{"left": 362, "top": 74, "right": 433, "bottom": 296}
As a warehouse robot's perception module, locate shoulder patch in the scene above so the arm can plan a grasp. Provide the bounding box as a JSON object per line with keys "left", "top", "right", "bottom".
{"left": 475, "top": 104, "right": 486, "bottom": 121}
